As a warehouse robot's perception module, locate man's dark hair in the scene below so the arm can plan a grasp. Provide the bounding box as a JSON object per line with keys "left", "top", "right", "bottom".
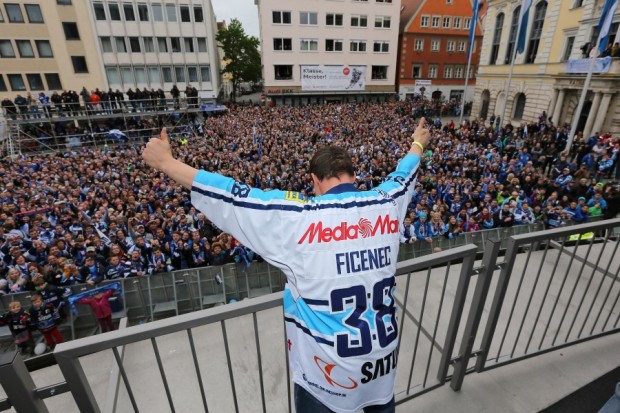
{"left": 309, "top": 146, "right": 355, "bottom": 181}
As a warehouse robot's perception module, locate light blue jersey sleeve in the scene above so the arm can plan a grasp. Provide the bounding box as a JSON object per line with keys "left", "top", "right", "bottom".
{"left": 375, "top": 153, "right": 421, "bottom": 220}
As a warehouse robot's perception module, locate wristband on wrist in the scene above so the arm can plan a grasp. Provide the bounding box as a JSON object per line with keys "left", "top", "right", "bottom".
{"left": 412, "top": 141, "right": 424, "bottom": 152}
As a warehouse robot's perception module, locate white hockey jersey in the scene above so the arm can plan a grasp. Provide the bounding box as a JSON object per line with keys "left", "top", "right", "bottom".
{"left": 191, "top": 153, "right": 420, "bottom": 412}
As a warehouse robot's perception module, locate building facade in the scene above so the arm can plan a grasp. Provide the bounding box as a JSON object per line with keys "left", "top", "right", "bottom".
{"left": 0, "top": 0, "right": 221, "bottom": 102}
{"left": 473, "top": 0, "right": 620, "bottom": 137}
{"left": 256, "top": 0, "right": 401, "bottom": 105}
{"left": 398, "top": 0, "right": 483, "bottom": 102}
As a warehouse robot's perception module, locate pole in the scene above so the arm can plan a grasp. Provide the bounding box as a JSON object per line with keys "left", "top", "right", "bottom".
{"left": 499, "top": 19, "right": 524, "bottom": 129}
{"left": 459, "top": 16, "right": 478, "bottom": 125}
{"left": 566, "top": 56, "right": 597, "bottom": 155}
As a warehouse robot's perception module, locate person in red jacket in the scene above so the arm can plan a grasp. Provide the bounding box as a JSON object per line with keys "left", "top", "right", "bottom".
{"left": 77, "top": 290, "right": 115, "bottom": 333}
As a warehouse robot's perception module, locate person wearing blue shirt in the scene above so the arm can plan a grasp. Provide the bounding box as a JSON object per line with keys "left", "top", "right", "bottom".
{"left": 414, "top": 212, "right": 433, "bottom": 244}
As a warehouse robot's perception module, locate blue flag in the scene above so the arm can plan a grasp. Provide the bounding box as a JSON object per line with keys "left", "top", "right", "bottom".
{"left": 467, "top": 0, "right": 480, "bottom": 61}
{"left": 516, "top": 0, "right": 532, "bottom": 54}
{"left": 597, "top": 0, "right": 619, "bottom": 54}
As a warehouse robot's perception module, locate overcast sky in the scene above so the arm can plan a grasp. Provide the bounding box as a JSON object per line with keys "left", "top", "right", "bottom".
{"left": 212, "top": 0, "right": 260, "bottom": 38}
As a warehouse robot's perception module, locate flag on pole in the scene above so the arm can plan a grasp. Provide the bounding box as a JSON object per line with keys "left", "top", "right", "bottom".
{"left": 467, "top": 0, "right": 480, "bottom": 60}
{"left": 516, "top": 0, "right": 533, "bottom": 54}
{"left": 597, "top": 0, "right": 619, "bottom": 54}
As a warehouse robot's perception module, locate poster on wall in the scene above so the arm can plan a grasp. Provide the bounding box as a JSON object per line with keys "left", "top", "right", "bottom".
{"left": 414, "top": 80, "right": 432, "bottom": 97}
{"left": 301, "top": 65, "right": 366, "bottom": 91}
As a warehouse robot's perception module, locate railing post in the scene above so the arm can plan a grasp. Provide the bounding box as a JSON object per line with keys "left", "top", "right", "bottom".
{"left": 436, "top": 247, "right": 478, "bottom": 383}
{"left": 0, "top": 352, "right": 49, "bottom": 413}
{"left": 55, "top": 350, "right": 101, "bottom": 413}
{"left": 450, "top": 237, "right": 501, "bottom": 391}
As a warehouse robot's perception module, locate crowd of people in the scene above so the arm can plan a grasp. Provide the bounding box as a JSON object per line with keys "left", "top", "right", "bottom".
{"left": 0, "top": 99, "right": 619, "bottom": 302}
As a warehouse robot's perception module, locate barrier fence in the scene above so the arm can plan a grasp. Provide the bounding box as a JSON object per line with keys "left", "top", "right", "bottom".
{"left": 0, "top": 218, "right": 618, "bottom": 412}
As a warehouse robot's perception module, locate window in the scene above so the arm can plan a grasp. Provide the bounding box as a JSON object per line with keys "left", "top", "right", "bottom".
{"left": 431, "top": 16, "right": 440, "bottom": 28}
{"left": 273, "top": 38, "right": 292, "bottom": 51}
{"left": 5, "top": 4, "right": 24, "bottom": 22}
{"left": 26, "top": 73, "right": 43, "bottom": 90}
{"left": 8, "top": 74, "right": 25, "bottom": 91}
{"left": 455, "top": 66, "right": 463, "bottom": 78}
{"left": 373, "top": 41, "right": 389, "bottom": 53}
{"left": 412, "top": 65, "right": 421, "bottom": 78}
{"left": 442, "top": 16, "right": 451, "bottom": 29}
{"left": 143, "top": 37, "right": 155, "bottom": 53}
{"left": 200, "top": 65, "right": 211, "bottom": 82}
{"left": 513, "top": 93, "right": 526, "bottom": 119}
{"left": 0, "top": 10, "right": 3, "bottom": 22}
{"left": 351, "top": 15, "right": 367, "bottom": 27}
{"left": 326, "top": 13, "right": 343, "bottom": 26}
{"left": 109, "top": 3, "right": 121, "bottom": 20}
{"left": 464, "top": 18, "right": 471, "bottom": 30}
{"left": 428, "top": 65, "right": 438, "bottom": 78}
{"left": 193, "top": 6, "right": 203, "bottom": 22}
{"left": 170, "top": 37, "right": 181, "bottom": 53}
{"left": 431, "top": 39, "right": 440, "bottom": 52}
{"left": 25, "top": 4, "right": 43, "bottom": 23}
{"left": 129, "top": 37, "right": 141, "bottom": 53}
{"left": 148, "top": 67, "right": 161, "bottom": 83}
{"left": 468, "top": 66, "right": 474, "bottom": 79}
{"left": 71, "top": 56, "right": 88, "bottom": 73}
{"left": 133, "top": 67, "right": 145, "bottom": 84}
{"left": 505, "top": 7, "right": 520, "bottom": 63}
{"left": 0, "top": 40, "right": 15, "bottom": 57}
{"left": 326, "top": 39, "right": 343, "bottom": 52}
{"left": 15, "top": 40, "right": 33, "bottom": 57}
{"left": 375, "top": 0, "right": 392, "bottom": 3}
{"left": 489, "top": 13, "right": 504, "bottom": 65}
{"left": 573, "top": 0, "right": 584, "bottom": 7}
{"left": 414, "top": 39, "right": 424, "bottom": 51}
{"left": 180, "top": 5, "right": 190, "bottom": 22}
{"left": 121, "top": 67, "right": 133, "bottom": 85}
{"left": 35, "top": 40, "right": 53, "bottom": 57}
{"left": 458, "top": 41, "right": 466, "bottom": 52}
{"left": 375, "top": 16, "right": 390, "bottom": 28}
{"left": 157, "top": 37, "right": 168, "bottom": 52}
{"left": 526, "top": 1, "right": 547, "bottom": 63}
{"left": 197, "top": 38, "right": 207, "bottom": 52}
{"left": 138, "top": 4, "right": 149, "bottom": 21}
{"left": 447, "top": 0, "right": 453, "bottom": 3}
{"left": 184, "top": 37, "right": 194, "bottom": 53}
{"left": 123, "top": 4, "right": 135, "bottom": 21}
{"left": 350, "top": 40, "right": 366, "bottom": 52}
{"left": 301, "top": 39, "right": 319, "bottom": 51}
{"left": 165, "top": 4, "right": 177, "bottom": 22}
{"left": 115, "top": 37, "right": 127, "bottom": 52}
{"left": 444, "top": 65, "right": 453, "bottom": 78}
{"left": 187, "top": 66, "right": 198, "bottom": 82}
{"left": 152, "top": 4, "right": 163, "bottom": 21}
{"left": 162, "top": 66, "right": 172, "bottom": 82}
{"left": 371, "top": 66, "right": 388, "bottom": 80}
{"left": 63, "top": 22, "right": 80, "bottom": 40}
{"left": 175, "top": 66, "right": 186, "bottom": 82}
{"left": 274, "top": 65, "right": 293, "bottom": 80}
{"left": 57, "top": 0, "right": 72, "bottom": 5}
{"left": 562, "top": 36, "right": 575, "bottom": 62}
{"left": 447, "top": 40, "right": 456, "bottom": 52}
{"left": 94, "top": 3, "right": 106, "bottom": 20}
{"left": 453, "top": 17, "right": 461, "bottom": 29}
{"left": 0, "top": 76, "right": 7, "bottom": 92}
{"left": 300, "top": 12, "right": 317, "bottom": 25}
{"left": 272, "top": 11, "right": 291, "bottom": 24}
{"left": 420, "top": 15, "right": 429, "bottom": 27}
{"left": 45, "top": 73, "right": 62, "bottom": 90}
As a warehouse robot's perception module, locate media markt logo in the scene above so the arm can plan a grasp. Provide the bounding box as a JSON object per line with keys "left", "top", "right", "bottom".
{"left": 314, "top": 356, "right": 358, "bottom": 390}
{"left": 298, "top": 215, "right": 399, "bottom": 244}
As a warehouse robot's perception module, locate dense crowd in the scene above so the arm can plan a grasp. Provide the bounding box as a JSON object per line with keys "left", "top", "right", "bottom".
{"left": 0, "top": 99, "right": 619, "bottom": 299}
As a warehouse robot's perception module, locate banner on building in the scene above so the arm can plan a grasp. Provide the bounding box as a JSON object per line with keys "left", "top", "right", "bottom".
{"left": 414, "top": 80, "right": 432, "bottom": 96}
{"left": 301, "top": 65, "right": 366, "bottom": 91}
{"left": 566, "top": 57, "right": 612, "bottom": 74}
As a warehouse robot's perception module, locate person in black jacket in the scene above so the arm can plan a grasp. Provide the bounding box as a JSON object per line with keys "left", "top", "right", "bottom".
{"left": 0, "top": 301, "right": 34, "bottom": 355}
{"left": 171, "top": 84, "right": 180, "bottom": 109}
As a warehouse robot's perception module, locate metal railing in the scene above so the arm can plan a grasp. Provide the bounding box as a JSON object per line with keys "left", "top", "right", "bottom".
{"left": 0, "top": 219, "right": 618, "bottom": 412}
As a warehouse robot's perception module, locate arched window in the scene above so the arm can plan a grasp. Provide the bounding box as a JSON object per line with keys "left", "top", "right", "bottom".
{"left": 514, "top": 93, "right": 526, "bottom": 119}
{"left": 526, "top": 1, "right": 547, "bottom": 63}
{"left": 489, "top": 13, "right": 504, "bottom": 65}
{"left": 480, "top": 90, "right": 490, "bottom": 120}
{"left": 505, "top": 6, "right": 521, "bottom": 64}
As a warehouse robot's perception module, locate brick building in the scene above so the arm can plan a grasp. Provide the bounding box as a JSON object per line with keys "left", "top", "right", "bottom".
{"left": 397, "top": 0, "right": 484, "bottom": 102}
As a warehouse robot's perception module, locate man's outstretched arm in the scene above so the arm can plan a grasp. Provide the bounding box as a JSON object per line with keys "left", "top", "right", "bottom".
{"left": 142, "top": 127, "right": 198, "bottom": 189}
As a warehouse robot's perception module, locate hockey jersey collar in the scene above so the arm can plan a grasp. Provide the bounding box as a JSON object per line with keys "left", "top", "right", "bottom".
{"left": 325, "top": 183, "right": 359, "bottom": 195}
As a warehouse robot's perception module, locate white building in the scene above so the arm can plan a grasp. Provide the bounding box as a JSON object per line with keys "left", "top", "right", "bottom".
{"left": 87, "top": 0, "right": 222, "bottom": 102}
{"left": 255, "top": 0, "right": 401, "bottom": 105}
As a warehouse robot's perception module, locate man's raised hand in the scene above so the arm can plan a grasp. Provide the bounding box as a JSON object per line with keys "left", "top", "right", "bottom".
{"left": 142, "top": 127, "right": 173, "bottom": 170}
